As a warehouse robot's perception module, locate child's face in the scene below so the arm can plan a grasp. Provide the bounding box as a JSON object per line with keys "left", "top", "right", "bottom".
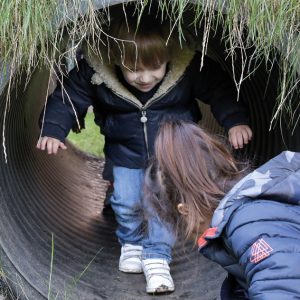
{"left": 120, "top": 62, "right": 167, "bottom": 92}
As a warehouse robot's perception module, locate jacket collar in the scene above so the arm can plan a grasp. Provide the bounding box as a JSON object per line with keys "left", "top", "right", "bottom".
{"left": 82, "top": 43, "right": 195, "bottom": 107}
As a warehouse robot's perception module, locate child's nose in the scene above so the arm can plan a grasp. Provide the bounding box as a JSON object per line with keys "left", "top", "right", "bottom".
{"left": 139, "top": 72, "right": 152, "bottom": 83}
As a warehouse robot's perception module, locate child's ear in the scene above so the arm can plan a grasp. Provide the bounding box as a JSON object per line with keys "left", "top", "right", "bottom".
{"left": 177, "top": 203, "right": 189, "bottom": 215}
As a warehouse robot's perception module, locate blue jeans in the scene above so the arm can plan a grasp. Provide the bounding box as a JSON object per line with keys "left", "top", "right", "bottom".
{"left": 110, "top": 166, "right": 176, "bottom": 262}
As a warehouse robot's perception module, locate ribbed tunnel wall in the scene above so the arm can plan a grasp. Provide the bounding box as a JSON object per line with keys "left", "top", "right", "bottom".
{"left": 0, "top": 1, "right": 299, "bottom": 299}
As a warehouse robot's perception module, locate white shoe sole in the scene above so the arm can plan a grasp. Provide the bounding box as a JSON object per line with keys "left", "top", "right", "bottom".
{"left": 119, "top": 266, "right": 143, "bottom": 273}
{"left": 146, "top": 284, "right": 175, "bottom": 294}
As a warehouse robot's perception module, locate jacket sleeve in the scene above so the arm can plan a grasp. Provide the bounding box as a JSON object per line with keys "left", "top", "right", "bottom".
{"left": 192, "top": 53, "right": 249, "bottom": 130}
{"left": 225, "top": 200, "right": 300, "bottom": 300}
{"left": 40, "top": 59, "right": 96, "bottom": 142}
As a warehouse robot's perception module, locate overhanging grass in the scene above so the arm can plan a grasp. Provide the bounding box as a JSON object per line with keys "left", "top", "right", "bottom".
{"left": 67, "top": 112, "right": 104, "bottom": 157}
{"left": 1, "top": 0, "right": 298, "bottom": 104}
{"left": 0, "top": 0, "right": 299, "bottom": 160}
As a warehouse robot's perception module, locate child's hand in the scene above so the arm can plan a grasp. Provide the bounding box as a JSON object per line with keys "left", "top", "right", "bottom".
{"left": 228, "top": 125, "right": 252, "bottom": 149}
{"left": 36, "top": 136, "right": 67, "bottom": 154}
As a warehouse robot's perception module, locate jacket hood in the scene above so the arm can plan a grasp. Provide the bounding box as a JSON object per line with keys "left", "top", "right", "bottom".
{"left": 82, "top": 43, "right": 195, "bottom": 107}
{"left": 211, "top": 151, "right": 300, "bottom": 233}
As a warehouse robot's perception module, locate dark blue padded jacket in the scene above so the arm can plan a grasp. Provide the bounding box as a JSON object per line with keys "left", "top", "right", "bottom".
{"left": 41, "top": 45, "right": 249, "bottom": 168}
{"left": 198, "top": 151, "right": 300, "bottom": 300}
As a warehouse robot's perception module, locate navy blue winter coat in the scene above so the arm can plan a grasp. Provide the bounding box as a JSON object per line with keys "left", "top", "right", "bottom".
{"left": 198, "top": 151, "right": 300, "bottom": 299}
{"left": 41, "top": 45, "right": 249, "bottom": 168}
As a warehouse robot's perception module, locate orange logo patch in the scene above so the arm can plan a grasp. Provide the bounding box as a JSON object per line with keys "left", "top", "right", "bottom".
{"left": 250, "top": 238, "right": 273, "bottom": 263}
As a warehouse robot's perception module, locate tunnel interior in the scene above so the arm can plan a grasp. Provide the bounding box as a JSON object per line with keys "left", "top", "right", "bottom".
{"left": 0, "top": 2, "right": 299, "bottom": 300}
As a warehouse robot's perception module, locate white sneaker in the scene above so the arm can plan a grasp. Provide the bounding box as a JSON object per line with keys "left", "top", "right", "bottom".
{"left": 119, "top": 244, "right": 143, "bottom": 273}
{"left": 142, "top": 258, "right": 175, "bottom": 294}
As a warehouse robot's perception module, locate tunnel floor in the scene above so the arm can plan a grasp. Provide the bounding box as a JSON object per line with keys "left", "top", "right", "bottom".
{"left": 0, "top": 142, "right": 225, "bottom": 299}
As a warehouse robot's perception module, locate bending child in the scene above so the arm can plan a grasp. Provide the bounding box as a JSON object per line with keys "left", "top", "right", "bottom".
{"left": 144, "top": 119, "right": 300, "bottom": 299}
{"left": 36, "top": 6, "right": 252, "bottom": 294}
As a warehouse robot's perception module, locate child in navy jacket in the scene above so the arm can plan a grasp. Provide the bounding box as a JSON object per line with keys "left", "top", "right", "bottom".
{"left": 37, "top": 7, "right": 252, "bottom": 294}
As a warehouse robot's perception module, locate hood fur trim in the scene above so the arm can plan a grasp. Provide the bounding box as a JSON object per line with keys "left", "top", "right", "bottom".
{"left": 83, "top": 43, "right": 195, "bottom": 107}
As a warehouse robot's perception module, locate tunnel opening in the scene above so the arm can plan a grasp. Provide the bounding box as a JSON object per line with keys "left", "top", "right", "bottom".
{"left": 0, "top": 1, "right": 299, "bottom": 299}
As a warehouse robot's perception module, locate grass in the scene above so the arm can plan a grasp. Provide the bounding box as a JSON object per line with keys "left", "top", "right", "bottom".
{"left": 67, "top": 112, "right": 104, "bottom": 157}
{"left": 0, "top": 0, "right": 298, "bottom": 107}
{"left": 1, "top": 0, "right": 299, "bottom": 162}
{"left": 0, "top": 234, "right": 103, "bottom": 300}
{"left": 0, "top": 268, "right": 14, "bottom": 300}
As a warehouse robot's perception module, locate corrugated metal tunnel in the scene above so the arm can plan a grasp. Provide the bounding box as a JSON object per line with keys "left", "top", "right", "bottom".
{"left": 0, "top": 2, "right": 299, "bottom": 299}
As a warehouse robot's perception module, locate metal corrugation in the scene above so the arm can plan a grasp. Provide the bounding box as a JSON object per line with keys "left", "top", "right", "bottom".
{"left": 0, "top": 67, "right": 226, "bottom": 299}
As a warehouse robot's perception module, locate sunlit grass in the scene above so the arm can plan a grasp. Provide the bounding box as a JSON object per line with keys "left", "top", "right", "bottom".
{"left": 67, "top": 112, "right": 104, "bottom": 157}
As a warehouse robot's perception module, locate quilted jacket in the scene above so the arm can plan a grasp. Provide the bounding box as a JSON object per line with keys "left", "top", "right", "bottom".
{"left": 198, "top": 151, "right": 300, "bottom": 300}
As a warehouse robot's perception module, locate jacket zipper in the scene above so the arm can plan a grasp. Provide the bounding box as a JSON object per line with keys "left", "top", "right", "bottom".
{"left": 110, "top": 95, "right": 151, "bottom": 158}
{"left": 139, "top": 95, "right": 167, "bottom": 159}
{"left": 113, "top": 76, "right": 184, "bottom": 160}
{"left": 140, "top": 109, "right": 149, "bottom": 159}
{"left": 139, "top": 94, "right": 168, "bottom": 160}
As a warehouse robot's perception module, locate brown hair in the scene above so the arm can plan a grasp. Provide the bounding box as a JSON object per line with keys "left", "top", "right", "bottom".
{"left": 107, "top": 6, "right": 176, "bottom": 68}
{"left": 144, "top": 120, "right": 248, "bottom": 243}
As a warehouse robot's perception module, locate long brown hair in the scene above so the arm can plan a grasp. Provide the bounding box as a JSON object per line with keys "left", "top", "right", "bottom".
{"left": 144, "top": 120, "right": 248, "bottom": 242}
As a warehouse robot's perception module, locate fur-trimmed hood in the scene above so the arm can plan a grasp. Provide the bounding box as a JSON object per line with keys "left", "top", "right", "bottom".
{"left": 82, "top": 43, "right": 195, "bottom": 108}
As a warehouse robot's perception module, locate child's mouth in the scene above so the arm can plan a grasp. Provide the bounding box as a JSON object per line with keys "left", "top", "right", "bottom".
{"left": 138, "top": 83, "right": 153, "bottom": 90}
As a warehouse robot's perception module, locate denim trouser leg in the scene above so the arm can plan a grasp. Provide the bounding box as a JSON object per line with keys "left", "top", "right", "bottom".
{"left": 110, "top": 166, "right": 145, "bottom": 245}
{"left": 142, "top": 212, "right": 176, "bottom": 263}
{"left": 110, "top": 166, "right": 176, "bottom": 262}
